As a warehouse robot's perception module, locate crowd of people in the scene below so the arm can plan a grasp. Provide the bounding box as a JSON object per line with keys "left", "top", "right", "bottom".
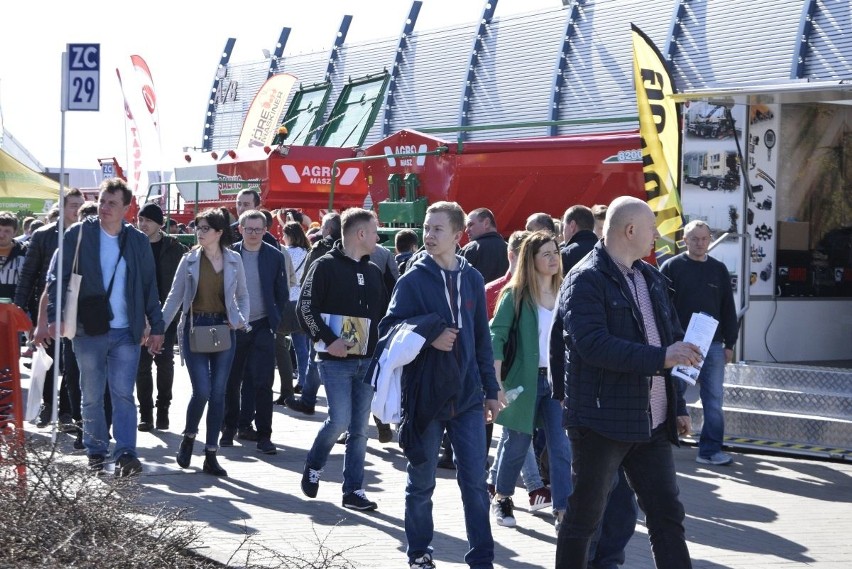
{"left": 0, "top": 180, "right": 741, "bottom": 569}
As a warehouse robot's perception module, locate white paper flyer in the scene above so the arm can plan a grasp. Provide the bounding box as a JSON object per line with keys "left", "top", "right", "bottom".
{"left": 671, "top": 312, "right": 718, "bottom": 386}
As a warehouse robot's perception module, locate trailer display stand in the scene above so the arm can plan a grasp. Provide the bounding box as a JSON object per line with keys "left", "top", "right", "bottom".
{"left": 0, "top": 301, "right": 32, "bottom": 486}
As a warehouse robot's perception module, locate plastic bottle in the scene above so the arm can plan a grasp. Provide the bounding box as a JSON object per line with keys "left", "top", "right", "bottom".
{"left": 504, "top": 385, "right": 524, "bottom": 405}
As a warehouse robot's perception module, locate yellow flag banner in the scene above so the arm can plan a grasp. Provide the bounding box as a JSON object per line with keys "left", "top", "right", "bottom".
{"left": 631, "top": 24, "right": 682, "bottom": 256}
{"left": 237, "top": 73, "right": 298, "bottom": 149}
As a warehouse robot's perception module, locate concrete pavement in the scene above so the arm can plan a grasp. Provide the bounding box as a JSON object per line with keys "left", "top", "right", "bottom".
{"left": 24, "top": 360, "right": 852, "bottom": 568}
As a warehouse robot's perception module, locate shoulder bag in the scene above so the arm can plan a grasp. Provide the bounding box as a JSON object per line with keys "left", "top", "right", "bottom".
{"left": 61, "top": 227, "right": 84, "bottom": 339}
{"left": 77, "top": 230, "right": 126, "bottom": 336}
{"left": 501, "top": 302, "right": 520, "bottom": 381}
{"left": 278, "top": 253, "right": 307, "bottom": 334}
{"left": 188, "top": 305, "right": 232, "bottom": 353}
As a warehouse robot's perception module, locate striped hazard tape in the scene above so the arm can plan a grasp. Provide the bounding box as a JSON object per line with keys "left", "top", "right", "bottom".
{"left": 682, "top": 435, "right": 852, "bottom": 461}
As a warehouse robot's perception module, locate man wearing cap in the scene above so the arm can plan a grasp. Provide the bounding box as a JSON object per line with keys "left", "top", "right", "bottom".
{"left": 135, "top": 203, "right": 188, "bottom": 431}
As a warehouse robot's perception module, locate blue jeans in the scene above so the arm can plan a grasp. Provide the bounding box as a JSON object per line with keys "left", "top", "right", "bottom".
{"left": 405, "top": 406, "right": 494, "bottom": 569}
{"left": 488, "top": 428, "right": 543, "bottom": 492}
{"left": 495, "top": 370, "right": 572, "bottom": 512}
{"left": 292, "top": 331, "right": 310, "bottom": 386}
{"left": 555, "top": 424, "right": 691, "bottom": 569}
{"left": 697, "top": 342, "right": 726, "bottom": 459}
{"left": 182, "top": 315, "right": 236, "bottom": 449}
{"left": 300, "top": 345, "right": 322, "bottom": 407}
{"left": 306, "top": 358, "right": 372, "bottom": 493}
{"left": 73, "top": 327, "right": 140, "bottom": 459}
{"left": 588, "top": 467, "right": 638, "bottom": 569}
{"left": 224, "top": 319, "right": 275, "bottom": 437}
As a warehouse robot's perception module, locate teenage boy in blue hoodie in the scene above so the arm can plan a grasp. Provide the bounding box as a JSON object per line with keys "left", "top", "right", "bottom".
{"left": 379, "top": 201, "right": 501, "bottom": 569}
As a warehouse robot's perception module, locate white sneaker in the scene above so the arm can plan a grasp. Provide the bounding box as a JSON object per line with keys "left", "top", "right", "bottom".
{"left": 696, "top": 451, "right": 733, "bottom": 466}
{"left": 409, "top": 552, "right": 436, "bottom": 568}
{"left": 492, "top": 496, "right": 516, "bottom": 527}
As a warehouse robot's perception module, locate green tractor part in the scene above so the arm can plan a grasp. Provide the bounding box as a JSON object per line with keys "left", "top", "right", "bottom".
{"left": 376, "top": 173, "right": 427, "bottom": 249}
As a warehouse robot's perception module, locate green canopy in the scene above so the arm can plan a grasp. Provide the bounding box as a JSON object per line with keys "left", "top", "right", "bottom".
{"left": 0, "top": 149, "right": 60, "bottom": 213}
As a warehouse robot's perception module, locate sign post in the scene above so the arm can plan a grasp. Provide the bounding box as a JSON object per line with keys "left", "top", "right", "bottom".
{"left": 51, "top": 44, "right": 100, "bottom": 440}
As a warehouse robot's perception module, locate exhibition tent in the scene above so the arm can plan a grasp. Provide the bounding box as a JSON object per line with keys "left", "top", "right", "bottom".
{"left": 0, "top": 148, "right": 60, "bottom": 213}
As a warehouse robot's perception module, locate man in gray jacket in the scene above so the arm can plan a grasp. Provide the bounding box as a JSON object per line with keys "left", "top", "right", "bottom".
{"left": 48, "top": 178, "right": 164, "bottom": 477}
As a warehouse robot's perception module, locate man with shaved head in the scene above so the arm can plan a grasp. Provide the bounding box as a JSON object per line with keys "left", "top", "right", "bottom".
{"left": 550, "top": 196, "right": 700, "bottom": 568}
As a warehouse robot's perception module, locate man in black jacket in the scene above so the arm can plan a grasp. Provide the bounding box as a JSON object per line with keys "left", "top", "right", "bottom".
{"left": 551, "top": 196, "right": 701, "bottom": 569}
{"left": 14, "top": 188, "right": 85, "bottom": 428}
{"left": 461, "top": 208, "right": 508, "bottom": 283}
{"left": 134, "top": 203, "right": 187, "bottom": 431}
{"left": 560, "top": 205, "right": 599, "bottom": 276}
{"left": 0, "top": 211, "right": 26, "bottom": 300}
{"left": 660, "top": 219, "right": 739, "bottom": 467}
{"left": 285, "top": 212, "right": 342, "bottom": 415}
{"left": 297, "top": 208, "right": 389, "bottom": 511}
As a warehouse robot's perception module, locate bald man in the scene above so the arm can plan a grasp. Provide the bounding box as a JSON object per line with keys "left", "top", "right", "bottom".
{"left": 550, "top": 196, "right": 700, "bottom": 569}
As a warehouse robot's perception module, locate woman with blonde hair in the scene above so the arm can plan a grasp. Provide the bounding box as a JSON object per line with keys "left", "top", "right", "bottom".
{"left": 489, "top": 230, "right": 572, "bottom": 530}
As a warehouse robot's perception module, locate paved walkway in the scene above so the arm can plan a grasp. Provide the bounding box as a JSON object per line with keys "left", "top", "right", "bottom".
{"left": 25, "top": 362, "right": 852, "bottom": 568}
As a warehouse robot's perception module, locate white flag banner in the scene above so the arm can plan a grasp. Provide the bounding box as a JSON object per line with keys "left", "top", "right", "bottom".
{"left": 116, "top": 68, "right": 148, "bottom": 198}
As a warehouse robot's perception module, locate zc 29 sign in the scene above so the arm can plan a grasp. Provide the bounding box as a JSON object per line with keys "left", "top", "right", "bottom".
{"left": 64, "top": 43, "right": 100, "bottom": 111}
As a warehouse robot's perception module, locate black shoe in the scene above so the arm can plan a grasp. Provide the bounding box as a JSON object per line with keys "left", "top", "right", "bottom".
{"left": 285, "top": 397, "right": 315, "bottom": 416}
{"left": 437, "top": 454, "right": 456, "bottom": 470}
{"left": 177, "top": 434, "right": 195, "bottom": 468}
{"left": 342, "top": 489, "right": 378, "bottom": 511}
{"left": 73, "top": 426, "right": 85, "bottom": 450}
{"left": 202, "top": 450, "right": 227, "bottom": 476}
{"left": 220, "top": 428, "right": 235, "bottom": 447}
{"left": 137, "top": 421, "right": 154, "bottom": 432}
{"left": 375, "top": 418, "right": 393, "bottom": 444}
{"left": 36, "top": 405, "right": 51, "bottom": 428}
{"left": 294, "top": 384, "right": 303, "bottom": 394}
{"left": 301, "top": 464, "right": 322, "bottom": 498}
{"left": 274, "top": 395, "right": 288, "bottom": 406}
{"left": 88, "top": 454, "right": 105, "bottom": 474}
{"left": 115, "top": 453, "right": 143, "bottom": 478}
{"left": 237, "top": 427, "right": 259, "bottom": 442}
{"left": 155, "top": 407, "right": 169, "bottom": 430}
{"left": 256, "top": 439, "right": 277, "bottom": 455}
{"left": 58, "top": 413, "right": 76, "bottom": 433}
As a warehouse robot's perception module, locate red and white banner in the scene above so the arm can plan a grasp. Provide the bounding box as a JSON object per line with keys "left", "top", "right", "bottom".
{"left": 237, "top": 73, "right": 297, "bottom": 149}
{"left": 130, "top": 55, "right": 160, "bottom": 135}
{"left": 115, "top": 68, "right": 147, "bottom": 197}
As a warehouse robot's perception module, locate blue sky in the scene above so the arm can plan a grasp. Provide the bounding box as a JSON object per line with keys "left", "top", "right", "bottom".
{"left": 0, "top": 0, "right": 558, "bottom": 170}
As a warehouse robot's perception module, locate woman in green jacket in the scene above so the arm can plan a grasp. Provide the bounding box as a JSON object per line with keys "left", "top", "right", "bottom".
{"left": 490, "top": 230, "right": 572, "bottom": 530}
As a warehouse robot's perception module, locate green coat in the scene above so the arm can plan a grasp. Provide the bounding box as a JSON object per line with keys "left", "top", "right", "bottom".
{"left": 490, "top": 289, "right": 546, "bottom": 435}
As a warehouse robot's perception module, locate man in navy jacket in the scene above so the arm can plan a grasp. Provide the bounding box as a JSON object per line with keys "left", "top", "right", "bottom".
{"left": 380, "top": 201, "right": 500, "bottom": 569}
{"left": 551, "top": 196, "right": 701, "bottom": 569}
{"left": 221, "top": 210, "right": 289, "bottom": 453}
{"left": 47, "top": 179, "right": 164, "bottom": 477}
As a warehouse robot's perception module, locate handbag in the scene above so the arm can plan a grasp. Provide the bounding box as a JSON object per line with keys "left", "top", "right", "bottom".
{"left": 188, "top": 306, "right": 232, "bottom": 353}
{"left": 277, "top": 300, "right": 300, "bottom": 334}
{"left": 501, "top": 304, "right": 520, "bottom": 381}
{"left": 25, "top": 346, "right": 53, "bottom": 421}
{"left": 61, "top": 228, "right": 84, "bottom": 339}
{"left": 278, "top": 252, "right": 306, "bottom": 334}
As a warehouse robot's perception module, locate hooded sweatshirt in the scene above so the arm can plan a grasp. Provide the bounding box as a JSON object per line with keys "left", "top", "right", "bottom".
{"left": 379, "top": 253, "right": 500, "bottom": 416}
{"left": 297, "top": 242, "right": 388, "bottom": 360}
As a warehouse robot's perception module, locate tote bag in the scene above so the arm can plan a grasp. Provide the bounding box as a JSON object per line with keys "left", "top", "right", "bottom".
{"left": 61, "top": 228, "right": 84, "bottom": 339}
